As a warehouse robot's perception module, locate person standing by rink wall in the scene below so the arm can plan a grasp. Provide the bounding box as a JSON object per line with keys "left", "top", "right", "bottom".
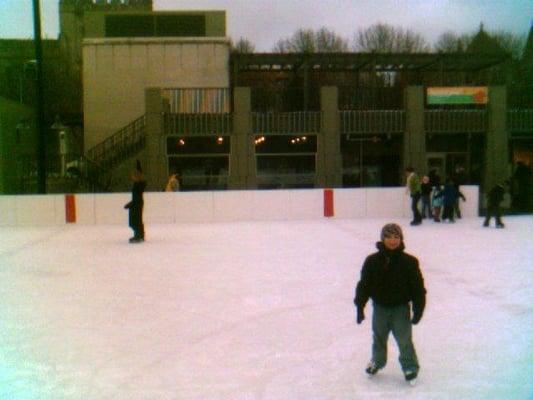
{"left": 483, "top": 182, "right": 506, "bottom": 228}
{"left": 420, "top": 175, "right": 432, "bottom": 219}
{"left": 405, "top": 167, "right": 422, "bottom": 226}
{"left": 124, "top": 160, "right": 146, "bottom": 243}
{"left": 165, "top": 172, "right": 180, "bottom": 192}
{"left": 354, "top": 223, "right": 426, "bottom": 384}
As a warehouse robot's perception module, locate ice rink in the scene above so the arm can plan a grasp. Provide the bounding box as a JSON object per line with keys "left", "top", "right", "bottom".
{"left": 1, "top": 216, "right": 532, "bottom": 400}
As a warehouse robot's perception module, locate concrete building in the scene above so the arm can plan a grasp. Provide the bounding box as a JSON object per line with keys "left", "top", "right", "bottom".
{"left": 0, "top": 1, "right": 531, "bottom": 211}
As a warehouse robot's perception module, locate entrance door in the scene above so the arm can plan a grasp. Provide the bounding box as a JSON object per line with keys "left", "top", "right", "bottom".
{"left": 426, "top": 153, "right": 446, "bottom": 178}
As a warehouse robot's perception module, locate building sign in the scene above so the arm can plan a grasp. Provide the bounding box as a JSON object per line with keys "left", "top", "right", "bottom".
{"left": 427, "top": 87, "right": 488, "bottom": 105}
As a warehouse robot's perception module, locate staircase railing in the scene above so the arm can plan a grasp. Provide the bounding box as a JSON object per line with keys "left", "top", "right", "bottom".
{"left": 86, "top": 115, "right": 146, "bottom": 170}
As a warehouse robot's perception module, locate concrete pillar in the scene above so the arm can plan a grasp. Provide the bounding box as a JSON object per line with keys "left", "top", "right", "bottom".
{"left": 485, "top": 86, "right": 509, "bottom": 191}
{"left": 319, "top": 86, "right": 342, "bottom": 188}
{"left": 404, "top": 86, "right": 426, "bottom": 174}
{"left": 144, "top": 87, "right": 166, "bottom": 191}
{"left": 231, "top": 87, "right": 255, "bottom": 189}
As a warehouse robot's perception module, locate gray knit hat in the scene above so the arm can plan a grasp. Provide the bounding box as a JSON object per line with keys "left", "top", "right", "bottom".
{"left": 381, "top": 223, "right": 403, "bottom": 241}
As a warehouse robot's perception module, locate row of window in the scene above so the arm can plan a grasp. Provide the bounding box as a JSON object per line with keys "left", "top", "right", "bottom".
{"left": 167, "top": 133, "right": 483, "bottom": 190}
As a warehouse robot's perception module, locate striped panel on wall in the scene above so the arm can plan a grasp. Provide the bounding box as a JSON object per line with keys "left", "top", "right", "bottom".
{"left": 166, "top": 88, "right": 230, "bottom": 114}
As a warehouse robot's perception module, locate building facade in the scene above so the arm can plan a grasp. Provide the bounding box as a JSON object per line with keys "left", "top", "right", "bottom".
{"left": 0, "top": 1, "right": 531, "bottom": 211}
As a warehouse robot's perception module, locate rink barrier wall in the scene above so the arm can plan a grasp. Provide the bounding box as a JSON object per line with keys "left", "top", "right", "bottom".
{"left": 0, "top": 186, "right": 479, "bottom": 226}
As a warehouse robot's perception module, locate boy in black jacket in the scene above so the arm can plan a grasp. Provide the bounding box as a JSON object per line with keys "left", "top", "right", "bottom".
{"left": 354, "top": 223, "right": 426, "bottom": 383}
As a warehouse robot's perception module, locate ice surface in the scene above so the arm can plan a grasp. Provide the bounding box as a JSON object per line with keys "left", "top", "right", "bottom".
{"left": 0, "top": 217, "right": 532, "bottom": 400}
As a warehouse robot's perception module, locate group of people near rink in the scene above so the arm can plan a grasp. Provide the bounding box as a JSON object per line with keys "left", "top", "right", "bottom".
{"left": 121, "top": 160, "right": 509, "bottom": 385}
{"left": 405, "top": 166, "right": 506, "bottom": 228}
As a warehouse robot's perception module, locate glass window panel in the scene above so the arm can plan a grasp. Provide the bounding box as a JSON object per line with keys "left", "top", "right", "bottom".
{"left": 426, "top": 134, "right": 468, "bottom": 152}
{"left": 105, "top": 15, "right": 154, "bottom": 37}
{"left": 156, "top": 15, "right": 206, "bottom": 37}
{"left": 254, "top": 135, "right": 316, "bottom": 154}
{"left": 168, "top": 156, "right": 228, "bottom": 191}
{"left": 167, "top": 136, "right": 230, "bottom": 155}
{"left": 341, "top": 134, "right": 402, "bottom": 187}
{"left": 257, "top": 155, "right": 315, "bottom": 175}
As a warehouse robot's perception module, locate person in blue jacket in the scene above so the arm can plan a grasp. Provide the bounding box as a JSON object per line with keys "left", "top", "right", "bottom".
{"left": 441, "top": 177, "right": 460, "bottom": 223}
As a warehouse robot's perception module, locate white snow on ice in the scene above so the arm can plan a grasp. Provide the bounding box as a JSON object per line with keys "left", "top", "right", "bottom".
{"left": 0, "top": 216, "right": 532, "bottom": 400}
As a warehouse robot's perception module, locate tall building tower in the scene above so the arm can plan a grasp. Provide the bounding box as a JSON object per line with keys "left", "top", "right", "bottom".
{"left": 58, "top": 0, "right": 153, "bottom": 113}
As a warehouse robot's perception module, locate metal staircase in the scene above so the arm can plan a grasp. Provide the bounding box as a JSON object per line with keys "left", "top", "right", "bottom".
{"left": 86, "top": 115, "right": 146, "bottom": 170}
{"left": 65, "top": 115, "right": 146, "bottom": 192}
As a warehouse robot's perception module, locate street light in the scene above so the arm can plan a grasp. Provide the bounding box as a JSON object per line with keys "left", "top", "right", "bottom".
{"left": 51, "top": 116, "right": 68, "bottom": 176}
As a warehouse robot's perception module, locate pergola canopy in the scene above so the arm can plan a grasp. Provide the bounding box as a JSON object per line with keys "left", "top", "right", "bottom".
{"left": 231, "top": 52, "right": 510, "bottom": 73}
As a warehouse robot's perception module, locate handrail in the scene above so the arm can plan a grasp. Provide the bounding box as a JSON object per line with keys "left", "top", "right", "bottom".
{"left": 340, "top": 110, "right": 405, "bottom": 134}
{"left": 86, "top": 115, "right": 146, "bottom": 169}
{"left": 252, "top": 112, "right": 322, "bottom": 134}
{"left": 425, "top": 110, "right": 486, "bottom": 133}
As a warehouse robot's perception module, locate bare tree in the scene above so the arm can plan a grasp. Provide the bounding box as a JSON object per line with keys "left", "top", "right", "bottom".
{"left": 352, "top": 23, "right": 430, "bottom": 53}
{"left": 315, "top": 27, "right": 349, "bottom": 52}
{"left": 273, "top": 28, "right": 348, "bottom": 53}
{"left": 434, "top": 32, "right": 471, "bottom": 52}
{"left": 230, "top": 37, "right": 256, "bottom": 54}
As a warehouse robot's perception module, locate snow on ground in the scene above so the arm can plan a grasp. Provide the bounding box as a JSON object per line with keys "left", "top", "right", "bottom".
{"left": 0, "top": 216, "right": 532, "bottom": 400}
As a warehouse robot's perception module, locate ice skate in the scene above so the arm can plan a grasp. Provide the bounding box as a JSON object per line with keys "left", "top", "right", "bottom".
{"left": 404, "top": 370, "right": 417, "bottom": 386}
{"left": 365, "top": 361, "right": 380, "bottom": 377}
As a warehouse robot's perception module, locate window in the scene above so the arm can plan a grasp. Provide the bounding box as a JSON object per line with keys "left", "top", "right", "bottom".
{"left": 167, "top": 136, "right": 229, "bottom": 190}
{"left": 255, "top": 135, "right": 317, "bottom": 189}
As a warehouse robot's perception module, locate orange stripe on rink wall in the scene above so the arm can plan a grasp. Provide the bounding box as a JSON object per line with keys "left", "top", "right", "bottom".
{"left": 324, "top": 189, "right": 334, "bottom": 217}
{"left": 65, "top": 194, "right": 76, "bottom": 223}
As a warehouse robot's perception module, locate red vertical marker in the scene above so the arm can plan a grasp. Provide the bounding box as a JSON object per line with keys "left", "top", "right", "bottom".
{"left": 324, "top": 189, "right": 334, "bottom": 217}
{"left": 65, "top": 194, "right": 76, "bottom": 223}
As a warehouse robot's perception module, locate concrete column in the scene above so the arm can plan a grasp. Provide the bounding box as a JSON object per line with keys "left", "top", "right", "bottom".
{"left": 404, "top": 86, "right": 426, "bottom": 174}
{"left": 485, "top": 86, "right": 509, "bottom": 191}
{"left": 231, "top": 87, "right": 255, "bottom": 189}
{"left": 319, "top": 86, "right": 342, "bottom": 188}
{"left": 144, "top": 87, "right": 166, "bottom": 191}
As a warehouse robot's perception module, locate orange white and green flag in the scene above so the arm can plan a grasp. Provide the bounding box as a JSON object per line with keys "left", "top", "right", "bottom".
{"left": 427, "top": 87, "right": 488, "bottom": 105}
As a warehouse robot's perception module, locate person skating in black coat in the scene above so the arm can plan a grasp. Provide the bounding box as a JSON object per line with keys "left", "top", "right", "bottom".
{"left": 124, "top": 160, "right": 146, "bottom": 242}
{"left": 354, "top": 223, "right": 426, "bottom": 383}
{"left": 483, "top": 183, "right": 506, "bottom": 228}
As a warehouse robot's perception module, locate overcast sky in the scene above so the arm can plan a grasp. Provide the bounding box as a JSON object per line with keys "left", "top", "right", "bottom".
{"left": 0, "top": 0, "right": 531, "bottom": 51}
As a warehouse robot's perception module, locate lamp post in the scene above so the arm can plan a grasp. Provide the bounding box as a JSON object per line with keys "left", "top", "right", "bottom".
{"left": 32, "top": 0, "right": 46, "bottom": 193}
{"left": 51, "top": 116, "right": 69, "bottom": 176}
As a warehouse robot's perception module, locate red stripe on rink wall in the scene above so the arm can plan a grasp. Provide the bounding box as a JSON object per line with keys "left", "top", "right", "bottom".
{"left": 65, "top": 194, "right": 76, "bottom": 223}
{"left": 324, "top": 189, "right": 334, "bottom": 217}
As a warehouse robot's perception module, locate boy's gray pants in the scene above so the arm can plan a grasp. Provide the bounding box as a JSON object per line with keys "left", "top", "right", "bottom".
{"left": 371, "top": 302, "right": 419, "bottom": 373}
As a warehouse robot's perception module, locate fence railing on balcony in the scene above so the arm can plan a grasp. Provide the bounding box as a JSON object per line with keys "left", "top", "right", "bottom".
{"left": 252, "top": 112, "right": 322, "bottom": 134}
{"left": 425, "top": 110, "right": 486, "bottom": 133}
{"left": 164, "top": 113, "right": 233, "bottom": 135}
{"left": 507, "top": 109, "right": 533, "bottom": 133}
{"left": 86, "top": 115, "right": 146, "bottom": 170}
{"left": 340, "top": 110, "right": 405, "bottom": 134}
{"left": 162, "top": 88, "right": 231, "bottom": 113}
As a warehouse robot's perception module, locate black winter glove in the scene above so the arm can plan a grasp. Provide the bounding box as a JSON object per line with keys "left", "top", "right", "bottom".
{"left": 356, "top": 307, "right": 365, "bottom": 324}
{"left": 411, "top": 309, "right": 423, "bottom": 325}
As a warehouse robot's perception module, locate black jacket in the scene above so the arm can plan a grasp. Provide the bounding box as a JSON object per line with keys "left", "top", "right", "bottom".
{"left": 125, "top": 180, "right": 146, "bottom": 210}
{"left": 125, "top": 180, "right": 146, "bottom": 228}
{"left": 487, "top": 184, "right": 505, "bottom": 205}
{"left": 354, "top": 242, "right": 426, "bottom": 316}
